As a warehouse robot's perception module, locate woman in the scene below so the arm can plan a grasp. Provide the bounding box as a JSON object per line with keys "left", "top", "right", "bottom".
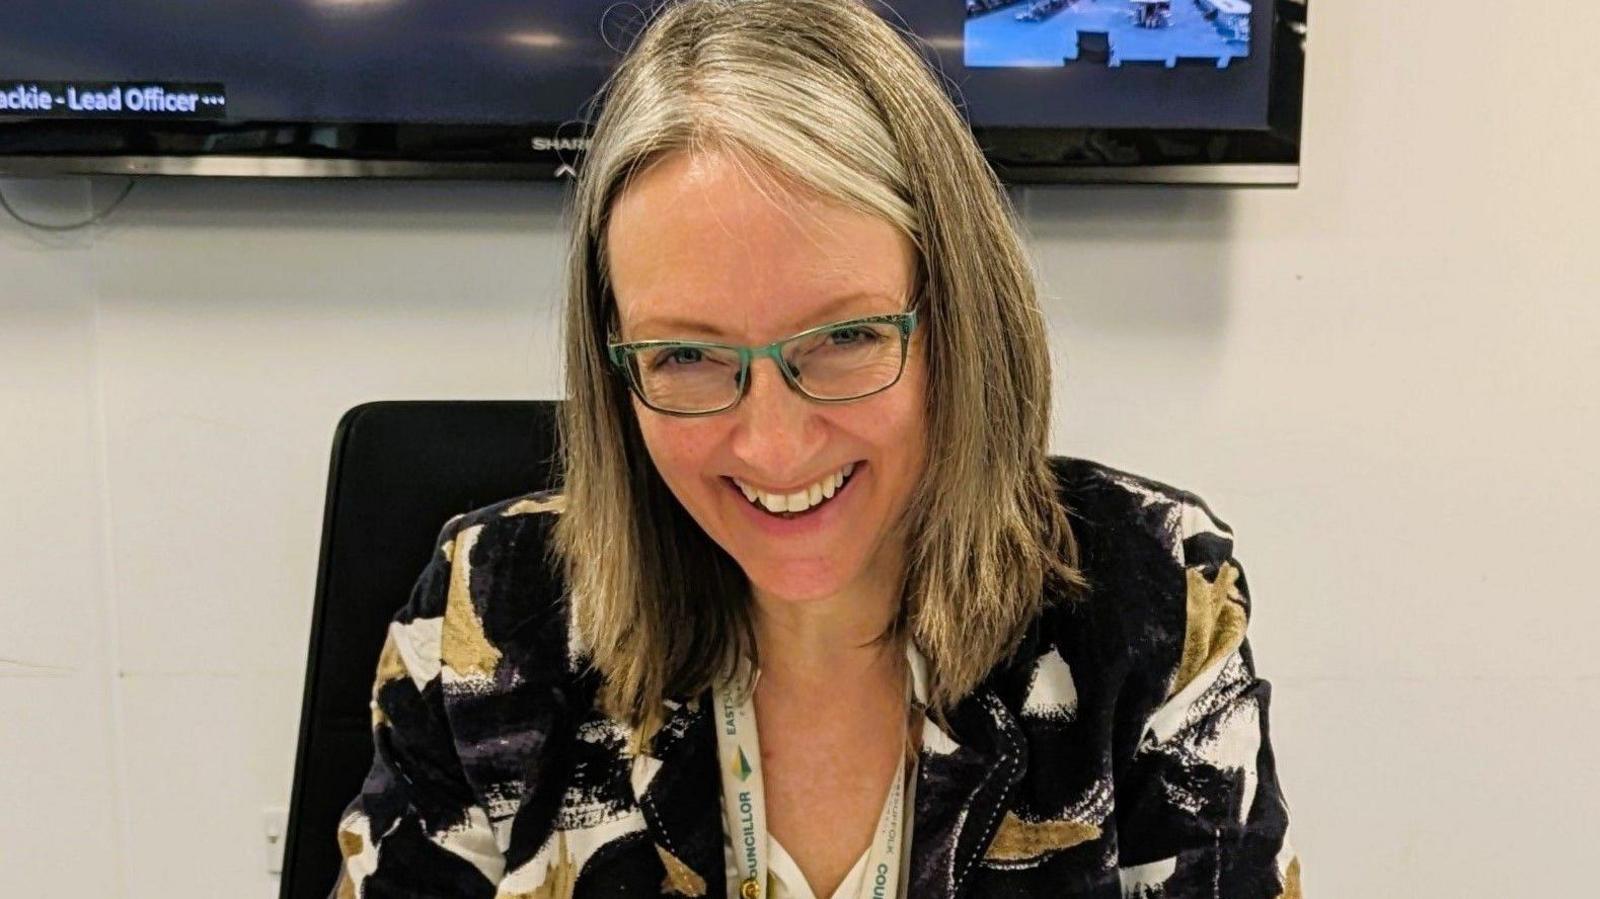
{"left": 331, "top": 1, "right": 1300, "bottom": 897}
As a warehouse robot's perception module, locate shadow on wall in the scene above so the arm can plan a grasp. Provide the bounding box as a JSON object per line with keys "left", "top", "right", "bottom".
{"left": 0, "top": 174, "right": 568, "bottom": 238}
{"left": 0, "top": 175, "right": 571, "bottom": 322}
{"left": 1016, "top": 184, "right": 1236, "bottom": 339}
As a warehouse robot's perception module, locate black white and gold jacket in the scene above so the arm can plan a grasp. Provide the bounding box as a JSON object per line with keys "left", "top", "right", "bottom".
{"left": 331, "top": 457, "right": 1302, "bottom": 898}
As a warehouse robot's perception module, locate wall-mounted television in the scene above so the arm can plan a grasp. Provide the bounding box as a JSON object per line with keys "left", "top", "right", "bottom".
{"left": 0, "top": 0, "right": 1307, "bottom": 186}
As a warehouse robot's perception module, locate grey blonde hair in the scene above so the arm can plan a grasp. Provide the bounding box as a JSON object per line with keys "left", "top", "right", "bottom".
{"left": 551, "top": 0, "right": 1085, "bottom": 749}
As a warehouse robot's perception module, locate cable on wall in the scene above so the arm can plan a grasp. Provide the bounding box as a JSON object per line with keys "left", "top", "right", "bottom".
{"left": 0, "top": 176, "right": 137, "bottom": 231}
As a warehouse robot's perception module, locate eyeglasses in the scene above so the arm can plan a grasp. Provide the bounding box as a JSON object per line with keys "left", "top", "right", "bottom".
{"left": 606, "top": 311, "right": 919, "bottom": 417}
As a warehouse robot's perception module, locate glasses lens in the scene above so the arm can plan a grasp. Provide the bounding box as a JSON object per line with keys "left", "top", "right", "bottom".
{"left": 783, "top": 320, "right": 906, "bottom": 401}
{"left": 628, "top": 344, "right": 743, "bottom": 413}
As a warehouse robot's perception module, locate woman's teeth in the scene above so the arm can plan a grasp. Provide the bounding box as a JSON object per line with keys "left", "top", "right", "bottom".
{"left": 734, "top": 462, "right": 856, "bottom": 515}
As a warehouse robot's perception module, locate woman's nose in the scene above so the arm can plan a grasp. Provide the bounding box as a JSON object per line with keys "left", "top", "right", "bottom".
{"left": 729, "top": 355, "right": 820, "bottom": 470}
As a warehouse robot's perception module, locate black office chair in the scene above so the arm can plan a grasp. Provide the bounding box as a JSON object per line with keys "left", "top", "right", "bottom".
{"left": 1076, "top": 30, "right": 1112, "bottom": 65}
{"left": 279, "top": 400, "right": 564, "bottom": 899}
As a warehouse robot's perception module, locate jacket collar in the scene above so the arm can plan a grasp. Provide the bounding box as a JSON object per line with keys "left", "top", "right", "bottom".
{"left": 631, "top": 695, "right": 726, "bottom": 898}
{"left": 626, "top": 637, "right": 1033, "bottom": 899}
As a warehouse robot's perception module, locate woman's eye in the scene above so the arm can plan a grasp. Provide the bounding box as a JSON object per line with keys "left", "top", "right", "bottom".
{"left": 830, "top": 327, "right": 873, "bottom": 345}
{"left": 652, "top": 347, "right": 703, "bottom": 368}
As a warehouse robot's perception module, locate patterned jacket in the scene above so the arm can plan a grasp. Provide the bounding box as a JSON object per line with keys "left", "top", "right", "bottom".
{"left": 331, "top": 457, "right": 1302, "bottom": 898}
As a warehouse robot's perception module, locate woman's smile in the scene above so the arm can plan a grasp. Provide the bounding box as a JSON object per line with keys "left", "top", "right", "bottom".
{"left": 724, "top": 461, "right": 865, "bottom": 537}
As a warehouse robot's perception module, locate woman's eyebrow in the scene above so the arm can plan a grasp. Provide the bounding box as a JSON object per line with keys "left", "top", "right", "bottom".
{"left": 627, "top": 290, "right": 897, "bottom": 339}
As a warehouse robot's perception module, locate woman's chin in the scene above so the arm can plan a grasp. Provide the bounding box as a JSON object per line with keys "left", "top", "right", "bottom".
{"left": 739, "top": 562, "right": 852, "bottom": 606}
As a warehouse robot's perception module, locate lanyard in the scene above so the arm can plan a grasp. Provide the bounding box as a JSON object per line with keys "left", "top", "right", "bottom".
{"left": 713, "top": 657, "right": 917, "bottom": 899}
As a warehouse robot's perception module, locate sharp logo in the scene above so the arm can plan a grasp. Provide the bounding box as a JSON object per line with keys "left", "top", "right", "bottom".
{"left": 530, "top": 136, "right": 590, "bottom": 152}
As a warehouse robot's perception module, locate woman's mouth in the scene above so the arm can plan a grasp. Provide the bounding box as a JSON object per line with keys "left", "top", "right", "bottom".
{"left": 726, "top": 461, "right": 861, "bottom": 521}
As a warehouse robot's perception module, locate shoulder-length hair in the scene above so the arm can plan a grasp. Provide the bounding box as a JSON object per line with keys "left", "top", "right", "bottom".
{"left": 551, "top": 0, "right": 1085, "bottom": 749}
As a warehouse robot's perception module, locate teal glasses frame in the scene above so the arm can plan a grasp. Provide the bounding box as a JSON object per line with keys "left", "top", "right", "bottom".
{"left": 606, "top": 310, "right": 919, "bottom": 417}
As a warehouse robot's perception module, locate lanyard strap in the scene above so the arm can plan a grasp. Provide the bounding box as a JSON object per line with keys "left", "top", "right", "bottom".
{"left": 713, "top": 661, "right": 916, "bottom": 899}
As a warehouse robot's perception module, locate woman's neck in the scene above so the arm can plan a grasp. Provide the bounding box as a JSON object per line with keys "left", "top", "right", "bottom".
{"left": 749, "top": 583, "right": 903, "bottom": 697}
{"left": 746, "top": 527, "right": 910, "bottom": 696}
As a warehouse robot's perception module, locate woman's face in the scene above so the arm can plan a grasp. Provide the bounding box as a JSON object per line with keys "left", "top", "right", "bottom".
{"left": 606, "top": 150, "right": 928, "bottom": 606}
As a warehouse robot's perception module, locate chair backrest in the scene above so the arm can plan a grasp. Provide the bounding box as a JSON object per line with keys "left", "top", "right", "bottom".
{"left": 1077, "top": 30, "right": 1112, "bottom": 64}
{"left": 279, "top": 400, "right": 563, "bottom": 899}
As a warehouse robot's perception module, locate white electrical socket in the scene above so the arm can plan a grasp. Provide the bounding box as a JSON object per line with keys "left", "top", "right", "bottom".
{"left": 263, "top": 805, "right": 288, "bottom": 875}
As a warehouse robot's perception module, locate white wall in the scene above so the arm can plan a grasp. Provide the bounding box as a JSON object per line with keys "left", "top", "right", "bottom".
{"left": 3, "top": 2, "right": 1596, "bottom": 896}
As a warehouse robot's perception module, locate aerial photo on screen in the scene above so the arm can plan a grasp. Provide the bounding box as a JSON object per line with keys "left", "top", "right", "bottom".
{"left": 964, "top": 0, "right": 1252, "bottom": 68}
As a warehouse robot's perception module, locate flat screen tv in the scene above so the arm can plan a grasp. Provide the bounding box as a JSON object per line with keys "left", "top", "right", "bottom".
{"left": 0, "top": 0, "right": 1307, "bottom": 186}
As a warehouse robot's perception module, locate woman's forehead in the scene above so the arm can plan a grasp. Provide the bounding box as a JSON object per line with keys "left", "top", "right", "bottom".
{"left": 608, "top": 172, "right": 889, "bottom": 277}
{"left": 619, "top": 289, "right": 907, "bottom": 342}
{"left": 607, "top": 172, "right": 914, "bottom": 339}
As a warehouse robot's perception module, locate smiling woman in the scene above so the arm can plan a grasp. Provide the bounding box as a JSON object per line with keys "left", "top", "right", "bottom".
{"left": 604, "top": 148, "right": 931, "bottom": 634}
{"left": 330, "top": 1, "right": 1301, "bottom": 898}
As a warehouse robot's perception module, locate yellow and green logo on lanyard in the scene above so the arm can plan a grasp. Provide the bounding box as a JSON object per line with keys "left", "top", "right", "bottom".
{"left": 712, "top": 658, "right": 916, "bottom": 899}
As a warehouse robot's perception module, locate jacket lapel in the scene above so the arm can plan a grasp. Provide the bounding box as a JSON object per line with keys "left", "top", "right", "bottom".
{"left": 630, "top": 693, "right": 727, "bottom": 898}
{"left": 909, "top": 686, "right": 1027, "bottom": 899}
